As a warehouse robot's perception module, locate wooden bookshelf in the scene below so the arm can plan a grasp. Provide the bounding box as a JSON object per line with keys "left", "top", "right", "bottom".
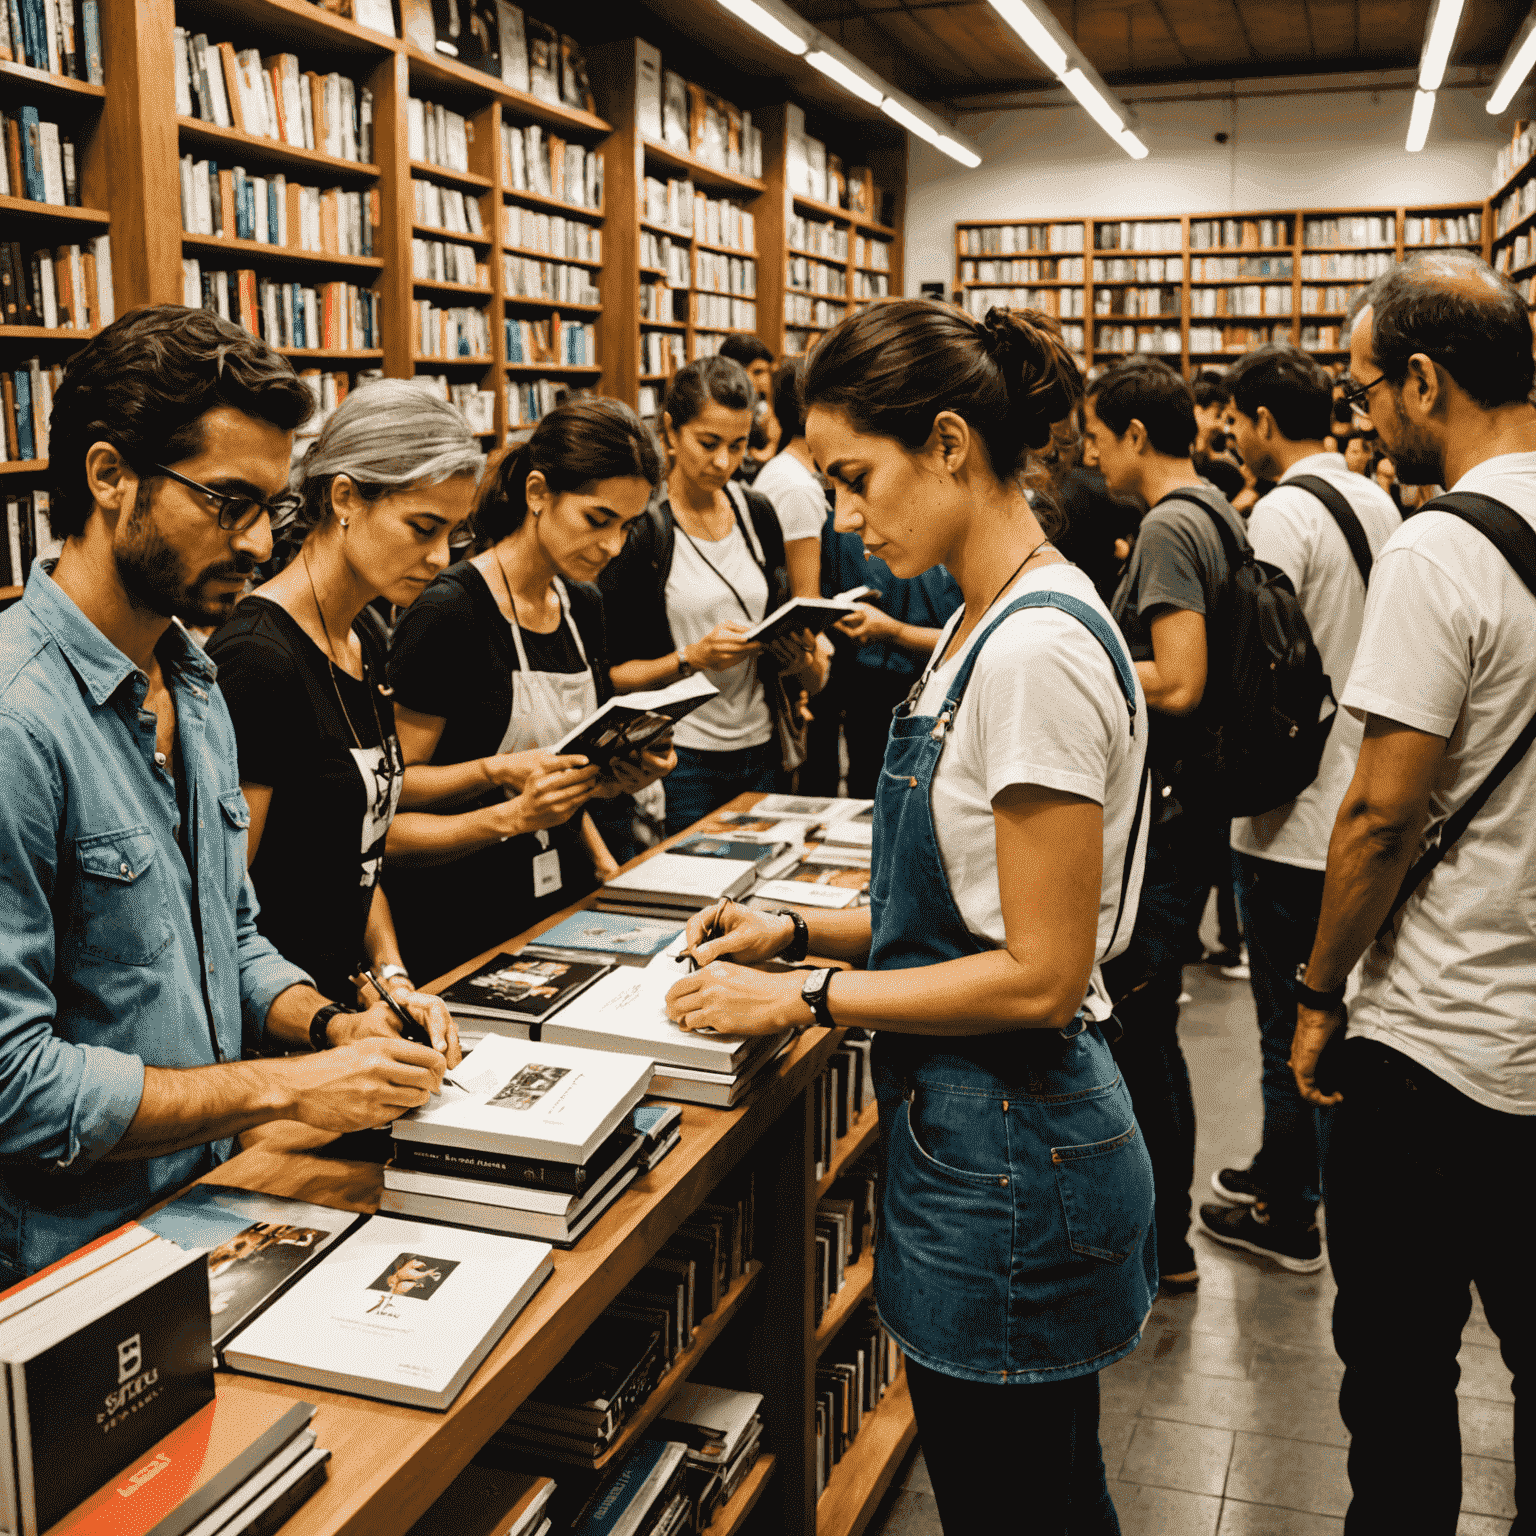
{"left": 956, "top": 201, "right": 1490, "bottom": 376}
{"left": 1489, "top": 123, "right": 1536, "bottom": 311}
{"left": 817, "top": 1371, "right": 916, "bottom": 1536}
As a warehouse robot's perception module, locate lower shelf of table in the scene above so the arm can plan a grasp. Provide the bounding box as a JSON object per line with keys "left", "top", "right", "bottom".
{"left": 817, "top": 1371, "right": 916, "bottom": 1536}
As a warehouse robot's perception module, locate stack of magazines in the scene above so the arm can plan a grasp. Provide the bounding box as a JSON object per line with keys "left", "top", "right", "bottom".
{"left": 655, "top": 1383, "right": 765, "bottom": 1531}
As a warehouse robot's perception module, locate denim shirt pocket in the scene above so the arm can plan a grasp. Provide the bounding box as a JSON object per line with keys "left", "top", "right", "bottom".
{"left": 74, "top": 826, "right": 172, "bottom": 966}
{"left": 1051, "top": 1122, "right": 1155, "bottom": 1264}
{"left": 218, "top": 787, "right": 251, "bottom": 894}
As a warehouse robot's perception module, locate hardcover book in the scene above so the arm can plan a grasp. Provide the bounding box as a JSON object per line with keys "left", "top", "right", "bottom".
{"left": 437, "top": 952, "right": 612, "bottom": 1027}
{"left": 522, "top": 910, "right": 686, "bottom": 966}
{"left": 390, "top": 1116, "right": 636, "bottom": 1195}
{"left": 495, "top": 1, "right": 527, "bottom": 92}
{"left": 741, "top": 586, "right": 873, "bottom": 648}
{"left": 524, "top": 17, "right": 558, "bottom": 103}
{"left": 598, "top": 853, "right": 759, "bottom": 910}
{"left": 378, "top": 1165, "right": 638, "bottom": 1248}
{"left": 548, "top": 674, "right": 717, "bottom": 771}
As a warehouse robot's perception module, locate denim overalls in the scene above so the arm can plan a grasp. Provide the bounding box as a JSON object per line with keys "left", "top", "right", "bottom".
{"left": 868, "top": 591, "right": 1158, "bottom": 1384}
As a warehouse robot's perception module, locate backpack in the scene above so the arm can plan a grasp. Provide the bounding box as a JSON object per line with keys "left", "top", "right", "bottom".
{"left": 1164, "top": 493, "right": 1337, "bottom": 819}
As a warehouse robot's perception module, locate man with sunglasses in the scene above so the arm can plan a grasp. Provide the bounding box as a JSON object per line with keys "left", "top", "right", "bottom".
{"left": 0, "top": 306, "right": 454, "bottom": 1282}
{"left": 1291, "top": 253, "right": 1536, "bottom": 1531}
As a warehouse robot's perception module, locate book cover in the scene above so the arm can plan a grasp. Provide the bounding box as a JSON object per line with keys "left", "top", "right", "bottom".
{"left": 222, "top": 1215, "right": 553, "bottom": 1410}
{"left": 742, "top": 592, "right": 868, "bottom": 647}
{"left": 523, "top": 911, "right": 685, "bottom": 965}
{"left": 399, "top": 0, "right": 436, "bottom": 53}
{"left": 601, "top": 852, "right": 758, "bottom": 906}
{"left": 135, "top": 1186, "right": 367, "bottom": 1355}
{"left": 752, "top": 794, "right": 870, "bottom": 821}
{"left": 655, "top": 1383, "right": 762, "bottom": 1466}
{"left": 391, "top": 1034, "right": 652, "bottom": 1163}
{"left": 570, "top": 1441, "right": 686, "bottom": 1536}
{"left": 437, "top": 952, "right": 611, "bottom": 1025}
{"left": 559, "top": 36, "right": 594, "bottom": 113}
{"left": 634, "top": 38, "right": 662, "bottom": 141}
{"left": 668, "top": 835, "right": 786, "bottom": 865}
{"left": 390, "top": 1115, "right": 635, "bottom": 1194}
{"left": 525, "top": 17, "right": 557, "bottom": 103}
{"left": 548, "top": 674, "right": 717, "bottom": 769}
{"left": 352, "top": 0, "right": 396, "bottom": 36}
{"left": 661, "top": 71, "right": 689, "bottom": 153}
{"left": 495, "top": 1, "right": 527, "bottom": 92}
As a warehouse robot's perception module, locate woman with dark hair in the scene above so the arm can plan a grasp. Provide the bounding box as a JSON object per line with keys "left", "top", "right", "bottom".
{"left": 599, "top": 356, "right": 828, "bottom": 836}
{"left": 207, "top": 378, "right": 480, "bottom": 1045}
{"left": 751, "top": 358, "right": 828, "bottom": 598}
{"left": 383, "top": 398, "right": 671, "bottom": 983}
{"left": 663, "top": 301, "right": 1156, "bottom": 1534}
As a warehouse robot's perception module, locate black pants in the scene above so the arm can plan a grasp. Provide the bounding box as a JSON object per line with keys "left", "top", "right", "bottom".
{"left": 906, "top": 1359, "right": 1120, "bottom": 1534}
{"left": 1327, "top": 1038, "right": 1533, "bottom": 1534}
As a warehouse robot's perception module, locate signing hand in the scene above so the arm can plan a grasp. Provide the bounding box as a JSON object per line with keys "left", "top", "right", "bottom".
{"left": 665, "top": 961, "right": 810, "bottom": 1036}
{"left": 684, "top": 900, "right": 795, "bottom": 967}
{"left": 1290, "top": 1003, "right": 1345, "bottom": 1107}
{"left": 684, "top": 624, "right": 763, "bottom": 673}
{"left": 285, "top": 1036, "right": 449, "bottom": 1130}
{"left": 836, "top": 603, "right": 897, "bottom": 646}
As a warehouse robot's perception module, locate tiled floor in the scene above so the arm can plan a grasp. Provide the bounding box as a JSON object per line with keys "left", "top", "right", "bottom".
{"left": 866, "top": 959, "right": 1517, "bottom": 1536}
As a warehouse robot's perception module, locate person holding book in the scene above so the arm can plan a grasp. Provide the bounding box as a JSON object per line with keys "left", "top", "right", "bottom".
{"left": 663, "top": 301, "right": 1156, "bottom": 1533}
{"left": 384, "top": 399, "right": 673, "bottom": 984}
{"left": 206, "top": 381, "right": 480, "bottom": 1046}
{"left": 0, "top": 307, "right": 454, "bottom": 1283}
{"left": 598, "top": 357, "right": 829, "bottom": 837}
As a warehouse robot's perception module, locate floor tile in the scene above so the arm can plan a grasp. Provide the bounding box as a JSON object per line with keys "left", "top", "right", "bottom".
{"left": 877, "top": 1488, "right": 943, "bottom": 1536}
{"left": 1249, "top": 1341, "right": 1344, "bottom": 1395}
{"left": 1223, "top": 1433, "right": 1352, "bottom": 1517}
{"left": 1099, "top": 1409, "right": 1139, "bottom": 1478}
{"left": 1459, "top": 1396, "right": 1516, "bottom": 1462}
{"left": 1120, "top": 1419, "right": 1234, "bottom": 1496}
{"left": 1456, "top": 1516, "right": 1514, "bottom": 1535}
{"left": 898, "top": 1448, "right": 931, "bottom": 1497}
{"left": 1216, "top": 1501, "right": 1345, "bottom": 1534}
{"left": 1107, "top": 1481, "right": 1223, "bottom": 1536}
{"left": 1457, "top": 1342, "right": 1515, "bottom": 1403}
{"left": 1461, "top": 1454, "right": 1517, "bottom": 1520}
{"left": 1141, "top": 1371, "right": 1348, "bottom": 1447}
{"left": 1148, "top": 1326, "right": 1252, "bottom": 1381}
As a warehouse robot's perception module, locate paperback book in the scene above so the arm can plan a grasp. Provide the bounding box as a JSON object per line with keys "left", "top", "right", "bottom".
{"left": 596, "top": 853, "right": 760, "bottom": 912}
{"left": 741, "top": 586, "right": 874, "bottom": 648}
{"left": 522, "top": 910, "right": 686, "bottom": 967}
{"left": 437, "top": 953, "right": 612, "bottom": 1030}
{"left": 379, "top": 1166, "right": 637, "bottom": 1248}
{"left": 548, "top": 674, "right": 716, "bottom": 771}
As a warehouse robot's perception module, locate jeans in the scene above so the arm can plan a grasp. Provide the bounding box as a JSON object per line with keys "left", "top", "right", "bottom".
{"left": 906, "top": 1357, "right": 1121, "bottom": 1535}
{"left": 1233, "top": 852, "right": 1327, "bottom": 1221}
{"left": 1327, "top": 1038, "right": 1533, "bottom": 1534}
{"left": 662, "top": 740, "right": 779, "bottom": 836}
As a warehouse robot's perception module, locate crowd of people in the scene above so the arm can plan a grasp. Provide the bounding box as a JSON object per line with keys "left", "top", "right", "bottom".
{"left": 0, "top": 247, "right": 1530, "bottom": 1535}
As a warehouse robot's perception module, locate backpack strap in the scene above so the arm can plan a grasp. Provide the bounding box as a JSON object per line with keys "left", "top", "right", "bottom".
{"left": 1382, "top": 491, "right": 1536, "bottom": 928}
{"left": 1287, "top": 473, "right": 1379, "bottom": 588}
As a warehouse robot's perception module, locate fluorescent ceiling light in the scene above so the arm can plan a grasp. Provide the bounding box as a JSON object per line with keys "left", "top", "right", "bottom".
{"left": 1418, "top": 0, "right": 1465, "bottom": 91}
{"left": 1407, "top": 88, "right": 1437, "bottom": 151}
{"left": 1116, "top": 129, "right": 1150, "bottom": 160}
{"left": 986, "top": 0, "right": 1068, "bottom": 75}
{"left": 1060, "top": 68, "right": 1124, "bottom": 135}
{"left": 717, "top": 0, "right": 808, "bottom": 55}
{"left": 805, "top": 49, "right": 885, "bottom": 106}
{"left": 1488, "top": 12, "right": 1536, "bottom": 114}
{"left": 935, "top": 135, "right": 983, "bottom": 167}
{"left": 882, "top": 96, "right": 942, "bottom": 145}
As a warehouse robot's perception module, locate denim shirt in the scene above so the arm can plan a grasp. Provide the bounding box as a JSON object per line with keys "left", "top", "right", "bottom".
{"left": 0, "top": 563, "right": 311, "bottom": 1283}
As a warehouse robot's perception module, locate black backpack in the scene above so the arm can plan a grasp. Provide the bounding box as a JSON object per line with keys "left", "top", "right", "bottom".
{"left": 1164, "top": 492, "right": 1337, "bottom": 819}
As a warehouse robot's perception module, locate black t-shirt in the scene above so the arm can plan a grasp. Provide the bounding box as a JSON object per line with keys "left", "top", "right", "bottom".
{"left": 207, "top": 596, "right": 403, "bottom": 1002}
{"left": 384, "top": 561, "right": 610, "bottom": 983}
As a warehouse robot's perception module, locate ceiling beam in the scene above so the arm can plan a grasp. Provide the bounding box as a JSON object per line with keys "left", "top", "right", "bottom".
{"left": 1301, "top": 0, "right": 1317, "bottom": 57}
{"left": 1228, "top": 0, "right": 1262, "bottom": 60}
{"left": 1148, "top": 0, "right": 1195, "bottom": 68}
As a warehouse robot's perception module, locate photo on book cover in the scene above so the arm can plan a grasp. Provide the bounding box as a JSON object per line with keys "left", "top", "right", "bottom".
{"left": 368, "top": 1253, "right": 459, "bottom": 1300}
{"left": 490, "top": 1063, "right": 571, "bottom": 1111}
{"left": 464, "top": 959, "right": 569, "bottom": 1007}
{"left": 206, "top": 1221, "right": 331, "bottom": 1325}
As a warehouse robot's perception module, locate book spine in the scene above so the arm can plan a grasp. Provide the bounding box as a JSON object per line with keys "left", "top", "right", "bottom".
{"left": 392, "top": 1142, "right": 589, "bottom": 1193}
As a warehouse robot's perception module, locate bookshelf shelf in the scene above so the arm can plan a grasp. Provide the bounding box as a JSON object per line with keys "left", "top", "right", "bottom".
{"left": 504, "top": 244, "right": 597, "bottom": 267}
{"left": 409, "top": 159, "right": 494, "bottom": 194}
{"left": 413, "top": 279, "right": 494, "bottom": 299}
{"left": 185, "top": 0, "right": 394, "bottom": 55}
{"left": 417, "top": 223, "right": 493, "bottom": 249}
{"left": 180, "top": 234, "right": 385, "bottom": 271}
{"left": 816, "top": 1372, "right": 916, "bottom": 1536}
{"left": 0, "top": 195, "right": 111, "bottom": 227}
{"left": 706, "top": 1452, "right": 777, "bottom": 1536}
{"left": 640, "top": 218, "right": 688, "bottom": 241}
{"left": 0, "top": 586, "right": 22, "bottom": 601}
{"left": 814, "top": 1252, "right": 874, "bottom": 1357}
{"left": 276, "top": 347, "right": 385, "bottom": 360}
{"left": 641, "top": 320, "right": 687, "bottom": 332}
{"left": 503, "top": 186, "right": 605, "bottom": 222}
{"left": 641, "top": 137, "right": 766, "bottom": 197}
{"left": 504, "top": 362, "right": 601, "bottom": 373}
{"left": 503, "top": 296, "right": 602, "bottom": 313}
{"left": 0, "top": 327, "right": 100, "bottom": 343}
{"left": 817, "top": 1109, "right": 879, "bottom": 1204}
{"left": 1494, "top": 207, "right": 1536, "bottom": 246}
{"left": 404, "top": 50, "right": 610, "bottom": 138}
{"left": 0, "top": 59, "right": 107, "bottom": 101}
{"left": 176, "top": 119, "right": 381, "bottom": 181}
{"left": 0, "top": 460, "right": 49, "bottom": 477}
{"left": 696, "top": 239, "right": 758, "bottom": 259}
{"left": 693, "top": 323, "right": 757, "bottom": 335}
{"left": 414, "top": 353, "right": 495, "bottom": 365}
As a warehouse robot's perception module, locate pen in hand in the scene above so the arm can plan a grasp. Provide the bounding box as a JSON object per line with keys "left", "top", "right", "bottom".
{"left": 687, "top": 899, "right": 727, "bottom": 973}
{"left": 356, "top": 968, "right": 466, "bottom": 1091}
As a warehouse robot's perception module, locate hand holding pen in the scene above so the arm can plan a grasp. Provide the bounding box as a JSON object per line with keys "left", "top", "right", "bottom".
{"left": 353, "top": 967, "right": 465, "bottom": 1085}
{"left": 686, "top": 899, "right": 730, "bottom": 972}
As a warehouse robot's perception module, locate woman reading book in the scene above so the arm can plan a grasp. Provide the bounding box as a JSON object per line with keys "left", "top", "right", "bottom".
{"left": 384, "top": 399, "right": 673, "bottom": 984}
{"left": 663, "top": 301, "right": 1157, "bottom": 1534}
{"left": 207, "top": 379, "right": 476, "bottom": 1056}
{"left": 598, "top": 356, "right": 829, "bottom": 837}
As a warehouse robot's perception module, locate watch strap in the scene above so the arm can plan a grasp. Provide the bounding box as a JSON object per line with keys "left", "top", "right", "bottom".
{"left": 801, "top": 967, "right": 836, "bottom": 1028}
{"left": 777, "top": 909, "right": 809, "bottom": 964}
{"left": 309, "top": 1002, "right": 347, "bottom": 1052}
{"left": 1293, "top": 965, "right": 1345, "bottom": 1011}
{"left": 378, "top": 964, "right": 411, "bottom": 985}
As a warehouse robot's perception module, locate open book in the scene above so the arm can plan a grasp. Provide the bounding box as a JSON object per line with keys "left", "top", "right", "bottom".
{"left": 550, "top": 673, "right": 718, "bottom": 770}
{"left": 743, "top": 586, "right": 875, "bottom": 648}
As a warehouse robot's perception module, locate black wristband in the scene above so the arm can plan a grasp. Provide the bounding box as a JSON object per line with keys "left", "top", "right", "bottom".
{"left": 777, "top": 909, "right": 810, "bottom": 963}
{"left": 309, "top": 1002, "right": 347, "bottom": 1052}
{"left": 1293, "top": 963, "right": 1345, "bottom": 1011}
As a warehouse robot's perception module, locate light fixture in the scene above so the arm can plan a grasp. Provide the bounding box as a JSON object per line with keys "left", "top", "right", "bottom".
{"left": 986, "top": 0, "right": 1068, "bottom": 75}
{"left": 935, "top": 135, "right": 982, "bottom": 168}
{"left": 1418, "top": 0, "right": 1465, "bottom": 91}
{"left": 1116, "top": 129, "right": 1150, "bottom": 160}
{"left": 881, "top": 96, "right": 942, "bottom": 145}
{"left": 1060, "top": 68, "right": 1124, "bottom": 135}
{"left": 805, "top": 49, "right": 885, "bottom": 107}
{"left": 716, "top": 0, "right": 808, "bottom": 55}
{"left": 1407, "top": 88, "right": 1437, "bottom": 151}
{"left": 1488, "top": 10, "right": 1536, "bottom": 114}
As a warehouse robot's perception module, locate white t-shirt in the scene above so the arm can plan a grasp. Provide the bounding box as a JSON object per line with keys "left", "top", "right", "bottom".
{"left": 751, "top": 451, "right": 827, "bottom": 546}
{"left": 1231, "top": 453, "right": 1402, "bottom": 870}
{"left": 666, "top": 519, "right": 773, "bottom": 752}
{"left": 1342, "top": 451, "right": 1536, "bottom": 1114}
{"left": 913, "top": 563, "right": 1149, "bottom": 1022}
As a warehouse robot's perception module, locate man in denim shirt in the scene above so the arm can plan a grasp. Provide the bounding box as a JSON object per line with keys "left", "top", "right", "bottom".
{"left": 0, "top": 308, "right": 457, "bottom": 1283}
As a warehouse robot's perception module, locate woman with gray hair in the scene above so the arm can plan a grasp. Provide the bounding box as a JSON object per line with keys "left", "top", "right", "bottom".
{"left": 206, "top": 378, "right": 485, "bottom": 1053}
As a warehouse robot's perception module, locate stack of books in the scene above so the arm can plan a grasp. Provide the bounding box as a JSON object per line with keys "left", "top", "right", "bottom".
{"left": 815, "top": 1152, "right": 879, "bottom": 1329}
{"left": 593, "top": 851, "right": 762, "bottom": 922}
{"left": 382, "top": 1036, "right": 654, "bottom": 1245}
{"left": 655, "top": 1383, "right": 764, "bottom": 1531}
{"left": 751, "top": 842, "right": 871, "bottom": 911}
{"left": 812, "top": 1032, "right": 875, "bottom": 1180}
{"left": 436, "top": 951, "right": 614, "bottom": 1042}
{"left": 816, "top": 1304, "right": 902, "bottom": 1499}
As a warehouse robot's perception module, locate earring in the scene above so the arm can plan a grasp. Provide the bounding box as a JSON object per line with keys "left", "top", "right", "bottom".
{"left": 339, "top": 516, "right": 349, "bottom": 529}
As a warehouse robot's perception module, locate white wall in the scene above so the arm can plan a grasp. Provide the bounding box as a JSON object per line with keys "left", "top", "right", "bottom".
{"left": 904, "top": 74, "right": 1514, "bottom": 292}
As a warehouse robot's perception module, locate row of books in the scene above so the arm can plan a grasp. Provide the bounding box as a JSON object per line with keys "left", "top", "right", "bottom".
{"left": 1303, "top": 215, "right": 1396, "bottom": 249}
{"left": 1095, "top": 220, "right": 1182, "bottom": 253}
{"left": 789, "top": 214, "right": 849, "bottom": 261}
{"left": 504, "top": 255, "right": 600, "bottom": 306}
{"left": 785, "top": 102, "right": 886, "bottom": 219}
{"left": 1190, "top": 216, "right": 1293, "bottom": 251}
{"left": 1405, "top": 211, "right": 1481, "bottom": 246}
{"left": 173, "top": 31, "right": 373, "bottom": 164}
{"left": 641, "top": 330, "right": 686, "bottom": 376}
{"left": 0, "top": 0, "right": 100, "bottom": 81}
{"left": 1298, "top": 324, "right": 1345, "bottom": 351}
{"left": 1495, "top": 234, "right": 1536, "bottom": 277}
{"left": 783, "top": 327, "right": 819, "bottom": 354}
{"left": 1492, "top": 119, "right": 1536, "bottom": 193}
{"left": 853, "top": 272, "right": 890, "bottom": 300}
{"left": 506, "top": 316, "right": 596, "bottom": 366}
{"left": 785, "top": 293, "right": 846, "bottom": 329}
{"left": 1098, "top": 285, "right": 1182, "bottom": 320}
{"left": 411, "top": 179, "right": 486, "bottom": 242}
{"left": 1189, "top": 285, "right": 1295, "bottom": 319}
{"left": 181, "top": 264, "right": 380, "bottom": 352}
{"left": 1496, "top": 178, "right": 1536, "bottom": 238}
{"left": 415, "top": 237, "right": 488, "bottom": 288}
{"left": 1298, "top": 250, "right": 1395, "bottom": 280}
{"left": 399, "top": 3, "right": 595, "bottom": 112}
{"left": 415, "top": 374, "right": 497, "bottom": 435}
{"left": 817, "top": 1305, "right": 902, "bottom": 1499}
{"left": 963, "top": 285, "right": 1082, "bottom": 319}
{"left": 1299, "top": 283, "right": 1367, "bottom": 315}
{"left": 1096, "top": 324, "right": 1181, "bottom": 354}
{"left": 960, "top": 222, "right": 1086, "bottom": 256}
{"left": 2, "top": 359, "right": 59, "bottom": 463}
{"left": 179, "top": 159, "right": 379, "bottom": 258}
{"left": 291, "top": 366, "right": 383, "bottom": 436}
{"left": 815, "top": 1152, "right": 877, "bottom": 1325}
{"left": 693, "top": 295, "right": 756, "bottom": 331}
{"left": 694, "top": 197, "right": 755, "bottom": 254}
{"left": 0, "top": 236, "right": 112, "bottom": 330}
{"left": 856, "top": 236, "right": 892, "bottom": 271}
{"left": 1095, "top": 255, "right": 1180, "bottom": 283}
{"left": 0, "top": 106, "right": 80, "bottom": 207}
{"left": 1190, "top": 323, "right": 1287, "bottom": 353}
{"left": 506, "top": 206, "right": 602, "bottom": 264}
{"left": 418, "top": 302, "right": 491, "bottom": 360}
{"left": 508, "top": 376, "right": 578, "bottom": 427}
{"left": 787, "top": 255, "right": 847, "bottom": 297}
{"left": 502, "top": 123, "right": 604, "bottom": 211}
{"left": 637, "top": 40, "right": 764, "bottom": 181}
{"left": 812, "top": 1036, "right": 875, "bottom": 1182}
{"left": 408, "top": 96, "right": 472, "bottom": 173}
{"left": 641, "top": 233, "right": 692, "bottom": 288}
{"left": 959, "top": 256, "right": 1085, "bottom": 284}
{"left": 3, "top": 489, "right": 55, "bottom": 585}
{"left": 643, "top": 176, "right": 699, "bottom": 238}
{"left": 690, "top": 332, "right": 737, "bottom": 361}
{"left": 639, "top": 282, "right": 683, "bottom": 326}
{"left": 1188, "top": 254, "right": 1291, "bottom": 280}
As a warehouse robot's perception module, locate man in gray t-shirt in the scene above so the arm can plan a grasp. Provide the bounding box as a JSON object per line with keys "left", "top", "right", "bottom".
{"left": 1084, "top": 358, "right": 1245, "bottom": 1291}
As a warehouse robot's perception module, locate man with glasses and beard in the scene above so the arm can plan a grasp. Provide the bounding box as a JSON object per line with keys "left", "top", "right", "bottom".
{"left": 0, "top": 306, "right": 451, "bottom": 1283}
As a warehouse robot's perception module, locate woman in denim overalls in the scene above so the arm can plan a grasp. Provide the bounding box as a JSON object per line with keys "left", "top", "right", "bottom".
{"left": 666, "top": 299, "right": 1157, "bottom": 1533}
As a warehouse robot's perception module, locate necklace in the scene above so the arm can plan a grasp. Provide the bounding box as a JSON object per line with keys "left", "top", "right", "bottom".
{"left": 302, "top": 549, "right": 386, "bottom": 754}
{"left": 941, "top": 535, "right": 1058, "bottom": 666}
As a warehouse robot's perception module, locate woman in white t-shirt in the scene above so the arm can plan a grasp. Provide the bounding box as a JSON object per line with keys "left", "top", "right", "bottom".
{"left": 750, "top": 358, "right": 829, "bottom": 597}
{"left": 663, "top": 301, "right": 1155, "bottom": 1534}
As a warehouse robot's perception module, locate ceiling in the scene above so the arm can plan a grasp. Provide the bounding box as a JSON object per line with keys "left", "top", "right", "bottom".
{"left": 780, "top": 0, "right": 1529, "bottom": 104}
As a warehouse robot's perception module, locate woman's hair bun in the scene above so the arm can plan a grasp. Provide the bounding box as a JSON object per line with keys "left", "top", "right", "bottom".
{"left": 980, "top": 307, "right": 1083, "bottom": 453}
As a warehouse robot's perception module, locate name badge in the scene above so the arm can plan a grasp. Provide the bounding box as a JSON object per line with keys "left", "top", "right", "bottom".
{"left": 532, "top": 847, "right": 563, "bottom": 898}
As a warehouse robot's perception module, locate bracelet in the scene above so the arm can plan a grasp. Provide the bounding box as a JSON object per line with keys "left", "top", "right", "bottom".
{"left": 676, "top": 648, "right": 695, "bottom": 679}
{"left": 309, "top": 1002, "right": 347, "bottom": 1052}
{"left": 777, "top": 909, "right": 810, "bottom": 964}
{"left": 1293, "top": 963, "right": 1345, "bottom": 1011}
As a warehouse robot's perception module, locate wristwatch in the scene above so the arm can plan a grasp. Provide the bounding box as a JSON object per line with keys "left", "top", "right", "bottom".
{"left": 676, "top": 649, "right": 695, "bottom": 679}
{"left": 776, "top": 908, "right": 810, "bottom": 963}
{"left": 378, "top": 964, "right": 411, "bottom": 988}
{"left": 309, "top": 1002, "right": 348, "bottom": 1052}
{"left": 801, "top": 968, "right": 836, "bottom": 1028}
{"left": 1293, "top": 963, "right": 1345, "bottom": 1011}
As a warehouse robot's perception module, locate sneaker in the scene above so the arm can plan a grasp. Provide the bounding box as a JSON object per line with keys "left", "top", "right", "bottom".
{"left": 1195, "top": 1202, "right": 1326, "bottom": 1273}
{"left": 1210, "top": 1166, "right": 1269, "bottom": 1205}
{"left": 1206, "top": 945, "right": 1251, "bottom": 980}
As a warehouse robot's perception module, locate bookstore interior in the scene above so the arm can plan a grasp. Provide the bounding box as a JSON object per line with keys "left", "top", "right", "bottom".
{"left": 2, "top": 0, "right": 1533, "bottom": 1534}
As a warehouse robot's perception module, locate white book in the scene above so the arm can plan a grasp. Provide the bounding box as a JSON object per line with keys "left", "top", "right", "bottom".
{"left": 40, "top": 0, "right": 58, "bottom": 73}
{"left": 497, "top": 2, "right": 528, "bottom": 91}
{"left": 181, "top": 257, "right": 200, "bottom": 307}
{"left": 174, "top": 28, "right": 193, "bottom": 116}
{"left": 658, "top": 1382, "right": 763, "bottom": 1465}
{"left": 193, "top": 158, "right": 213, "bottom": 234}
{"left": 549, "top": 672, "right": 717, "bottom": 766}
{"left": 819, "top": 820, "right": 873, "bottom": 849}
{"left": 223, "top": 1216, "right": 552, "bottom": 1410}
{"left": 635, "top": 38, "right": 662, "bottom": 141}
{"left": 203, "top": 40, "right": 232, "bottom": 127}
{"left": 742, "top": 586, "right": 871, "bottom": 647}
{"left": 752, "top": 794, "right": 872, "bottom": 822}
{"left": 407, "top": 97, "right": 426, "bottom": 161}
{"left": 179, "top": 153, "right": 194, "bottom": 229}
{"left": 752, "top": 878, "right": 861, "bottom": 909}
{"left": 90, "top": 235, "right": 113, "bottom": 323}
{"left": 37, "top": 258, "right": 57, "bottom": 330}
{"left": 37, "top": 122, "right": 65, "bottom": 206}
{"left": 384, "top": 1132, "right": 640, "bottom": 1216}
{"left": 602, "top": 853, "right": 760, "bottom": 906}
{"left": 353, "top": 0, "right": 396, "bottom": 36}
{"left": 379, "top": 1166, "right": 638, "bottom": 1245}
{"left": 392, "top": 1035, "right": 651, "bottom": 1163}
